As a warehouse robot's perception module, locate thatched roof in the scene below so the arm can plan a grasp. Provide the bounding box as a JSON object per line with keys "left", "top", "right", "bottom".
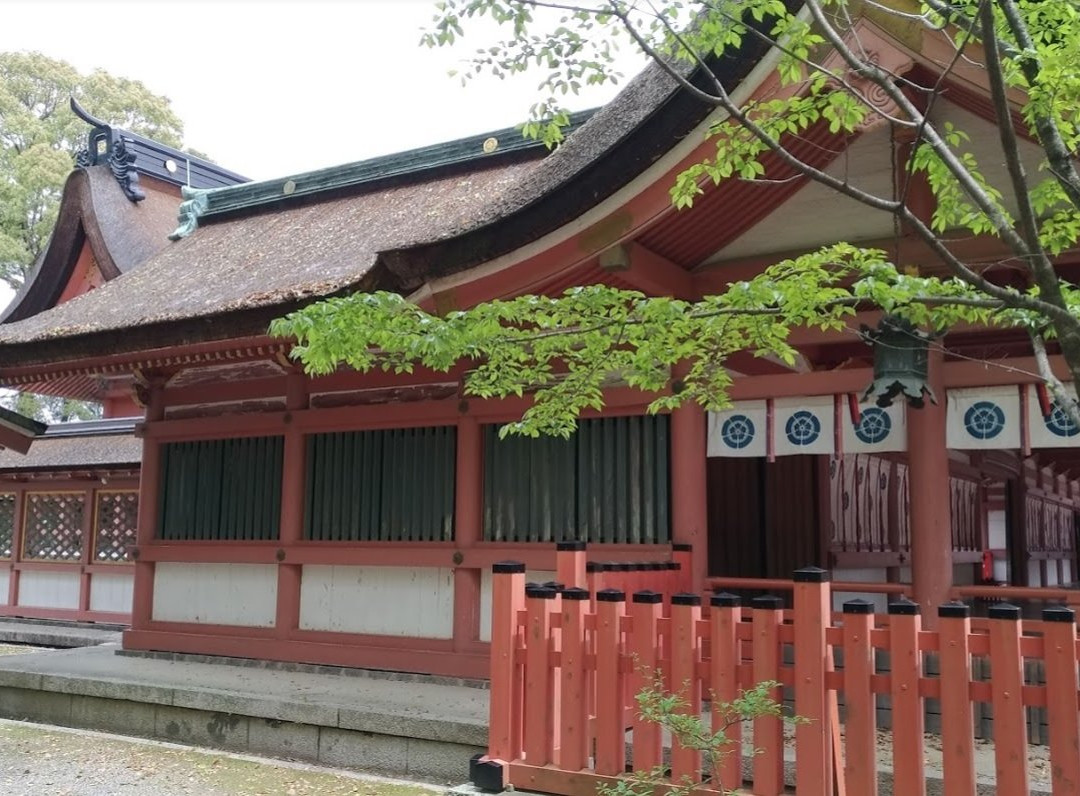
{"left": 0, "top": 417, "right": 139, "bottom": 470}
{"left": 0, "top": 32, "right": 774, "bottom": 366}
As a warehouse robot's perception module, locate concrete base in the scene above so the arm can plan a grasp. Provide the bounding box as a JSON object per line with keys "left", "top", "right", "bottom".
{"left": 0, "top": 617, "right": 122, "bottom": 648}
{"left": 0, "top": 644, "right": 485, "bottom": 783}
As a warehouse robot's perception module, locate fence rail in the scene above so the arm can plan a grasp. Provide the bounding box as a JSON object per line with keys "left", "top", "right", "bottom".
{"left": 479, "top": 563, "right": 1080, "bottom": 796}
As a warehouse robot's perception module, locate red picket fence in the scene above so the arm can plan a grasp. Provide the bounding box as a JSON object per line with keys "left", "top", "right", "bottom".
{"left": 478, "top": 564, "right": 1080, "bottom": 796}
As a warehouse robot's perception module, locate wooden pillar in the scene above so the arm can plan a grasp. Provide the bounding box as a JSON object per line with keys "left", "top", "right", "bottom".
{"left": 453, "top": 415, "right": 482, "bottom": 650}
{"left": 275, "top": 373, "right": 308, "bottom": 637}
{"left": 670, "top": 399, "right": 708, "bottom": 593}
{"left": 907, "top": 349, "right": 952, "bottom": 623}
{"left": 7, "top": 490, "right": 24, "bottom": 608}
{"left": 131, "top": 384, "right": 165, "bottom": 631}
{"left": 77, "top": 486, "right": 94, "bottom": 615}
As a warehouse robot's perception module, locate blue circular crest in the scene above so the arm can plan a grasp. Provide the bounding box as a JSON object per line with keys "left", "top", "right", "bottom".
{"left": 854, "top": 407, "right": 891, "bottom": 444}
{"left": 963, "top": 401, "right": 1005, "bottom": 440}
{"left": 720, "top": 414, "right": 755, "bottom": 449}
{"left": 785, "top": 410, "right": 821, "bottom": 446}
{"left": 1045, "top": 402, "right": 1080, "bottom": 438}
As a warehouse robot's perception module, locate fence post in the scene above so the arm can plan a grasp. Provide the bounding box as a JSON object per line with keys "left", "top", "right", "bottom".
{"left": 670, "top": 593, "right": 703, "bottom": 784}
{"left": 988, "top": 603, "right": 1030, "bottom": 796}
{"left": 595, "top": 588, "right": 627, "bottom": 775}
{"left": 842, "top": 599, "right": 877, "bottom": 796}
{"left": 630, "top": 590, "right": 663, "bottom": 772}
{"left": 938, "top": 602, "right": 976, "bottom": 796}
{"left": 558, "top": 586, "right": 590, "bottom": 771}
{"left": 888, "top": 597, "right": 926, "bottom": 796}
{"left": 524, "top": 584, "right": 556, "bottom": 766}
{"left": 489, "top": 561, "right": 525, "bottom": 767}
{"left": 556, "top": 541, "right": 587, "bottom": 589}
{"left": 711, "top": 592, "right": 743, "bottom": 793}
{"left": 752, "top": 594, "right": 785, "bottom": 796}
{"left": 794, "top": 567, "right": 832, "bottom": 796}
{"left": 1042, "top": 606, "right": 1080, "bottom": 795}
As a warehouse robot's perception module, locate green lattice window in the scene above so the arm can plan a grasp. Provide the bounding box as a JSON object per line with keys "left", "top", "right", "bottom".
{"left": 305, "top": 427, "right": 456, "bottom": 542}
{"left": 483, "top": 415, "right": 670, "bottom": 544}
{"left": 158, "top": 436, "right": 283, "bottom": 541}
{"left": 23, "top": 492, "right": 85, "bottom": 561}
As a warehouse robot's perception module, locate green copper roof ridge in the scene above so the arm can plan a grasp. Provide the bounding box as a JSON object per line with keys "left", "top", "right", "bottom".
{"left": 169, "top": 109, "right": 596, "bottom": 240}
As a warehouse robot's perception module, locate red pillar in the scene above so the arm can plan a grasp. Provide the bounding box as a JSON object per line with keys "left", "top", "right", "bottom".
{"left": 670, "top": 401, "right": 708, "bottom": 593}
{"left": 275, "top": 372, "right": 308, "bottom": 637}
{"left": 907, "top": 349, "right": 952, "bottom": 620}
{"left": 453, "top": 415, "right": 482, "bottom": 651}
{"left": 130, "top": 384, "right": 165, "bottom": 631}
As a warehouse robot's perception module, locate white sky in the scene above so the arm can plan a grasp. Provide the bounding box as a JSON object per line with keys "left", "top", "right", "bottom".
{"left": 0, "top": 0, "right": 646, "bottom": 180}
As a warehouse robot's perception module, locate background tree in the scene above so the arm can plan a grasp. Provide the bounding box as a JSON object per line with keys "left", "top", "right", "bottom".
{"left": 0, "top": 51, "right": 187, "bottom": 289}
{"left": 0, "top": 52, "right": 192, "bottom": 422}
{"left": 273, "top": 0, "right": 1080, "bottom": 435}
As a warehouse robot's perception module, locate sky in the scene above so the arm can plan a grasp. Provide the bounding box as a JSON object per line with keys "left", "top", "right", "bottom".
{"left": 0, "top": 0, "right": 646, "bottom": 180}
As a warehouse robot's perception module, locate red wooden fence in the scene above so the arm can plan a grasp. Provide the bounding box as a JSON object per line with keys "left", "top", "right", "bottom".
{"left": 480, "top": 563, "right": 1080, "bottom": 796}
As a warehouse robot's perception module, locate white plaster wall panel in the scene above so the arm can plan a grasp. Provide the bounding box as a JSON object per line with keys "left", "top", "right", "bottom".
{"left": 479, "top": 568, "right": 555, "bottom": 643}
{"left": 987, "top": 510, "right": 1007, "bottom": 550}
{"left": 1028, "top": 560, "right": 1043, "bottom": 588}
{"left": 89, "top": 571, "right": 134, "bottom": 614}
{"left": 152, "top": 563, "right": 277, "bottom": 627}
{"left": 1046, "top": 564, "right": 1060, "bottom": 587}
{"left": 1064, "top": 560, "right": 1073, "bottom": 584}
{"left": 299, "top": 566, "right": 454, "bottom": 638}
{"left": 17, "top": 570, "right": 80, "bottom": 609}
{"left": 832, "top": 567, "right": 889, "bottom": 613}
{"left": 0, "top": 570, "right": 9, "bottom": 605}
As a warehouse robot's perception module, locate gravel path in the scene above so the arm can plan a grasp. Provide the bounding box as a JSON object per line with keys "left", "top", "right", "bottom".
{"left": 0, "top": 719, "right": 442, "bottom": 796}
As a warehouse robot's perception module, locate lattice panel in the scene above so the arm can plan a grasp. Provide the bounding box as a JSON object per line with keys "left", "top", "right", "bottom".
{"left": 23, "top": 492, "right": 85, "bottom": 562}
{"left": 94, "top": 491, "right": 138, "bottom": 563}
{"left": 0, "top": 494, "right": 14, "bottom": 558}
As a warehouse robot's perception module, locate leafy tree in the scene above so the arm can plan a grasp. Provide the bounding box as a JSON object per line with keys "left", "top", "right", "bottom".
{"left": 0, "top": 51, "right": 187, "bottom": 289}
{"left": 273, "top": 1, "right": 1080, "bottom": 435}
{"left": 0, "top": 390, "right": 101, "bottom": 424}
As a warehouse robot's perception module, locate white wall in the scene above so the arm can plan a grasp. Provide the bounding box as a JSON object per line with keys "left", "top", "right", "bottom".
{"left": 89, "top": 571, "right": 134, "bottom": 614}
{"left": 152, "top": 563, "right": 277, "bottom": 627}
{"left": 18, "top": 570, "right": 80, "bottom": 610}
{"left": 0, "top": 570, "right": 9, "bottom": 605}
{"left": 479, "top": 568, "right": 555, "bottom": 642}
{"left": 299, "top": 565, "right": 454, "bottom": 639}
{"left": 832, "top": 567, "right": 890, "bottom": 613}
{"left": 1028, "top": 560, "right": 1043, "bottom": 588}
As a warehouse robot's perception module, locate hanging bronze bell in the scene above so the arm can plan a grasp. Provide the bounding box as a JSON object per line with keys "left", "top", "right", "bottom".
{"left": 860, "top": 316, "right": 937, "bottom": 408}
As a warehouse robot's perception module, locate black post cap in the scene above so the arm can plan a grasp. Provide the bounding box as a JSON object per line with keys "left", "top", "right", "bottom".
{"left": 671, "top": 592, "right": 701, "bottom": 606}
{"left": 542, "top": 581, "right": 565, "bottom": 592}
{"left": 843, "top": 598, "right": 875, "bottom": 615}
{"left": 937, "top": 601, "right": 970, "bottom": 619}
{"left": 596, "top": 588, "right": 626, "bottom": 602}
{"left": 666, "top": 562, "right": 680, "bottom": 570}
{"left": 525, "top": 584, "right": 557, "bottom": 600}
{"left": 470, "top": 754, "right": 505, "bottom": 792}
{"left": 1043, "top": 605, "right": 1077, "bottom": 623}
{"left": 711, "top": 592, "right": 741, "bottom": 608}
{"left": 633, "top": 590, "right": 663, "bottom": 604}
{"left": 612, "top": 562, "right": 632, "bottom": 572}
{"left": 556, "top": 541, "right": 587, "bottom": 552}
{"left": 562, "top": 587, "right": 590, "bottom": 601}
{"left": 585, "top": 561, "right": 601, "bottom": 573}
{"left": 793, "top": 566, "right": 831, "bottom": 583}
{"left": 646, "top": 562, "right": 664, "bottom": 571}
{"left": 672, "top": 543, "right": 693, "bottom": 552}
{"left": 888, "top": 597, "right": 919, "bottom": 616}
{"left": 987, "top": 602, "right": 1022, "bottom": 621}
{"left": 492, "top": 561, "right": 525, "bottom": 574}
{"left": 751, "top": 595, "right": 785, "bottom": 610}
